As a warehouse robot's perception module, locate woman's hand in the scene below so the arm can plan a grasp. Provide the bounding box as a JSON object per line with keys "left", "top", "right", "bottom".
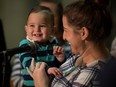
{"left": 26, "top": 58, "right": 49, "bottom": 87}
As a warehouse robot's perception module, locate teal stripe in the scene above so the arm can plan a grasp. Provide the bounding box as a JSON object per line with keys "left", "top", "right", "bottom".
{"left": 38, "top": 46, "right": 48, "bottom": 51}
{"left": 22, "top": 57, "right": 32, "bottom": 68}
{"left": 24, "top": 80, "right": 34, "bottom": 86}
{"left": 48, "top": 47, "right": 53, "bottom": 50}
{"left": 38, "top": 45, "right": 54, "bottom": 51}
{"left": 20, "top": 52, "right": 27, "bottom": 55}
{"left": 19, "top": 39, "right": 30, "bottom": 46}
{"left": 18, "top": 53, "right": 26, "bottom": 59}
{"left": 22, "top": 69, "right": 30, "bottom": 75}
{"left": 37, "top": 55, "right": 55, "bottom": 61}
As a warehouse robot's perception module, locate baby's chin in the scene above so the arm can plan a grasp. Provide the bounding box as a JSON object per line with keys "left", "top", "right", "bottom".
{"left": 33, "top": 39, "right": 47, "bottom": 42}
{"left": 34, "top": 39, "right": 42, "bottom": 42}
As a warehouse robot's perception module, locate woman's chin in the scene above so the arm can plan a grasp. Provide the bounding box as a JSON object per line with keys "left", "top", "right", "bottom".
{"left": 71, "top": 50, "right": 75, "bottom": 54}
{"left": 71, "top": 49, "right": 78, "bottom": 55}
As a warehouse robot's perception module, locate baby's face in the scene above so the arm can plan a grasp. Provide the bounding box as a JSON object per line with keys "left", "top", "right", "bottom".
{"left": 25, "top": 12, "right": 53, "bottom": 42}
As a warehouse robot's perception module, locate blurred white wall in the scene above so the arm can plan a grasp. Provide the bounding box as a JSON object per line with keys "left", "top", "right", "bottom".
{"left": 0, "top": 0, "right": 36, "bottom": 48}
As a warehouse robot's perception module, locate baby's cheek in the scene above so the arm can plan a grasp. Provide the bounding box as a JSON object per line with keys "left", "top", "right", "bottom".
{"left": 28, "top": 35, "right": 33, "bottom": 39}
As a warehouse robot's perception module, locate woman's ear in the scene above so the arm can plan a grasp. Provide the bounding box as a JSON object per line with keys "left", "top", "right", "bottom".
{"left": 80, "top": 27, "right": 89, "bottom": 40}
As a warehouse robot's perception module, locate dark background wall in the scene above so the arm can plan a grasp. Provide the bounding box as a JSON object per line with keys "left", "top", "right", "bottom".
{"left": 108, "top": 0, "right": 116, "bottom": 49}
{"left": 0, "top": 19, "right": 6, "bottom": 87}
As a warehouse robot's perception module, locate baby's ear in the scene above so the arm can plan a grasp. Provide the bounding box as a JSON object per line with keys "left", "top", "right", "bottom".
{"left": 25, "top": 25, "right": 28, "bottom": 33}
{"left": 25, "top": 25, "right": 27, "bottom": 30}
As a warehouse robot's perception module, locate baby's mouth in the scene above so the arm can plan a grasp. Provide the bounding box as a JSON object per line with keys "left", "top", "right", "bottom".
{"left": 33, "top": 34, "right": 42, "bottom": 37}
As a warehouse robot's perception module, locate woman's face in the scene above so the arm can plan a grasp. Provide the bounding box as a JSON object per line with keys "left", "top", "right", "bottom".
{"left": 63, "top": 16, "right": 83, "bottom": 54}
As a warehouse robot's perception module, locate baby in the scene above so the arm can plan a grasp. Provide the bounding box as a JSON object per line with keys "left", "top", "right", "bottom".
{"left": 19, "top": 5, "right": 64, "bottom": 87}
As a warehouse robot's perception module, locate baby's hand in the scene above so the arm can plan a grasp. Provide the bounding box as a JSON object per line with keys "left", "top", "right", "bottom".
{"left": 48, "top": 67, "right": 62, "bottom": 77}
{"left": 53, "top": 46, "right": 65, "bottom": 62}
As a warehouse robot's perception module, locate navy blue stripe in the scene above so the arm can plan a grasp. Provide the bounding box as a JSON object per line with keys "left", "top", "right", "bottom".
{"left": 26, "top": 60, "right": 31, "bottom": 67}
{"left": 23, "top": 85, "right": 34, "bottom": 87}
{"left": 20, "top": 53, "right": 35, "bottom": 63}
{"left": 36, "top": 50, "right": 53, "bottom": 56}
{"left": 23, "top": 75, "right": 33, "bottom": 80}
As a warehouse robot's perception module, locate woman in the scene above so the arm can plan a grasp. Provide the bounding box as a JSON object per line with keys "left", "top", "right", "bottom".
{"left": 26, "top": 0, "right": 113, "bottom": 87}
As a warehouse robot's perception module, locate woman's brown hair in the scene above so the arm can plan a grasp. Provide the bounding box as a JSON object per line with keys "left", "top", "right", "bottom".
{"left": 63, "top": 0, "right": 112, "bottom": 42}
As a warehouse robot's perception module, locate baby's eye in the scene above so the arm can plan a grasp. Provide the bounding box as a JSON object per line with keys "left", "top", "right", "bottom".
{"left": 29, "top": 24, "right": 35, "bottom": 28}
{"left": 39, "top": 24, "right": 47, "bottom": 28}
{"left": 39, "top": 25, "right": 47, "bottom": 29}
